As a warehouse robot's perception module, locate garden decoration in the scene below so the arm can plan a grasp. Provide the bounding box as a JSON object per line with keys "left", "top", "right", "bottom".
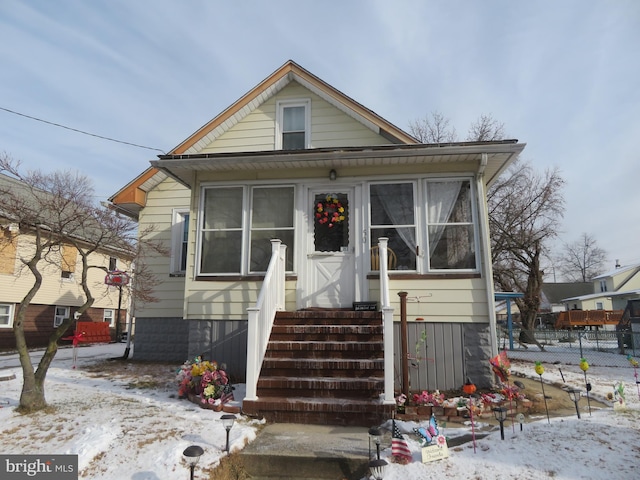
{"left": 462, "top": 378, "right": 477, "bottom": 453}
{"left": 490, "top": 350, "right": 514, "bottom": 428}
{"left": 391, "top": 419, "right": 412, "bottom": 464}
{"left": 413, "top": 415, "right": 440, "bottom": 447}
{"left": 579, "top": 357, "right": 592, "bottom": 416}
{"left": 176, "top": 356, "right": 234, "bottom": 410}
{"left": 611, "top": 381, "right": 626, "bottom": 410}
{"left": 535, "top": 361, "right": 550, "bottom": 423}
{"left": 62, "top": 331, "right": 85, "bottom": 369}
{"left": 627, "top": 355, "right": 640, "bottom": 401}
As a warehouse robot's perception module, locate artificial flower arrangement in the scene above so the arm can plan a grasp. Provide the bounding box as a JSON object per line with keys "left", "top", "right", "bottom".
{"left": 315, "top": 194, "right": 345, "bottom": 227}
{"left": 412, "top": 389, "right": 445, "bottom": 406}
{"left": 176, "top": 356, "right": 234, "bottom": 409}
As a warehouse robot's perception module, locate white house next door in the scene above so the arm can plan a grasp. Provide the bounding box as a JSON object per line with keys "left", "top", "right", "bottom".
{"left": 302, "top": 187, "right": 357, "bottom": 308}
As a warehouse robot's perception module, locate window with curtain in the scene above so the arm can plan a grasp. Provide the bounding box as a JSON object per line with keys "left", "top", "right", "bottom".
{"left": 426, "top": 180, "right": 476, "bottom": 270}
{"left": 199, "top": 185, "right": 295, "bottom": 275}
{"left": 369, "top": 182, "right": 417, "bottom": 270}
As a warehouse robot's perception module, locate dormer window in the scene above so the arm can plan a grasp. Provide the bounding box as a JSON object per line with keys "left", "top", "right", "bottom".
{"left": 276, "top": 99, "right": 310, "bottom": 150}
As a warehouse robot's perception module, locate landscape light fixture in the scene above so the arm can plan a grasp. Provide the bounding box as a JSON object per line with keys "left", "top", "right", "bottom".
{"left": 368, "top": 426, "right": 382, "bottom": 460}
{"left": 368, "top": 459, "right": 388, "bottom": 480}
{"left": 220, "top": 414, "right": 236, "bottom": 453}
{"left": 492, "top": 406, "right": 508, "bottom": 440}
{"left": 182, "top": 445, "right": 204, "bottom": 480}
{"left": 566, "top": 388, "right": 582, "bottom": 419}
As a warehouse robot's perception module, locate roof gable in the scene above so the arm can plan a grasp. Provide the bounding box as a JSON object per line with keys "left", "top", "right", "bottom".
{"left": 171, "top": 60, "right": 417, "bottom": 155}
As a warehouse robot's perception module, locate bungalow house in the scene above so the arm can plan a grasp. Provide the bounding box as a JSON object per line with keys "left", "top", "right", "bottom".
{"left": 109, "top": 60, "right": 525, "bottom": 425}
{"left": 0, "top": 173, "right": 132, "bottom": 350}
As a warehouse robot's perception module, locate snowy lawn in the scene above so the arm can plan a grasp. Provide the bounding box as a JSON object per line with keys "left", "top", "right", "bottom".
{"left": 1, "top": 344, "right": 639, "bottom": 479}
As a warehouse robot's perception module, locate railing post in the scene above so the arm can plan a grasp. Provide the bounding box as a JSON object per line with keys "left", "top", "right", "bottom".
{"left": 378, "top": 237, "right": 390, "bottom": 308}
{"left": 245, "top": 307, "right": 259, "bottom": 401}
{"left": 383, "top": 306, "right": 395, "bottom": 404}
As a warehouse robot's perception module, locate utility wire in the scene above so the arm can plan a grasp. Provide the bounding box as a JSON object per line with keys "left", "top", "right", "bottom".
{"left": 0, "top": 106, "right": 166, "bottom": 153}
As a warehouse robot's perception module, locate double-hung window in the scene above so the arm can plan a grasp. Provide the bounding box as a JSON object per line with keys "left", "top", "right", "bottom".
{"left": 104, "top": 309, "right": 115, "bottom": 327}
{"left": 199, "top": 185, "right": 295, "bottom": 275}
{"left": 54, "top": 306, "right": 70, "bottom": 328}
{"left": 0, "top": 303, "right": 14, "bottom": 328}
{"left": 425, "top": 179, "right": 477, "bottom": 270}
{"left": 276, "top": 99, "right": 310, "bottom": 150}
{"left": 369, "top": 182, "right": 417, "bottom": 271}
{"left": 171, "top": 209, "right": 190, "bottom": 274}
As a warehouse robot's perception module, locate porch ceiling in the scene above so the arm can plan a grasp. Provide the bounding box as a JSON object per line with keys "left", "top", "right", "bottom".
{"left": 151, "top": 140, "right": 525, "bottom": 188}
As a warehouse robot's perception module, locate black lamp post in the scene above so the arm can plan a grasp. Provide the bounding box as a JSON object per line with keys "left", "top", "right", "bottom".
{"left": 567, "top": 388, "right": 582, "bottom": 419}
{"left": 221, "top": 414, "right": 236, "bottom": 453}
{"left": 182, "top": 445, "right": 204, "bottom": 480}
{"left": 368, "top": 459, "right": 388, "bottom": 480}
{"left": 492, "top": 406, "right": 508, "bottom": 440}
{"left": 368, "top": 426, "right": 382, "bottom": 460}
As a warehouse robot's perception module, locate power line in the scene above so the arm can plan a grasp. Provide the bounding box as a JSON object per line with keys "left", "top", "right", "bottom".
{"left": 0, "top": 106, "right": 166, "bottom": 153}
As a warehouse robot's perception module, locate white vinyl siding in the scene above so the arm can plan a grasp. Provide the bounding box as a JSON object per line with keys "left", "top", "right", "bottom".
{"left": 0, "top": 303, "right": 14, "bottom": 328}
{"left": 197, "top": 83, "right": 389, "bottom": 155}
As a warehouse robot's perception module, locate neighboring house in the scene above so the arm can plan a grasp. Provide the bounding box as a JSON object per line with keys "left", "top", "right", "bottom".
{"left": 541, "top": 282, "right": 593, "bottom": 313}
{"left": 0, "top": 173, "right": 131, "bottom": 350}
{"left": 562, "top": 263, "right": 640, "bottom": 311}
{"left": 109, "top": 60, "right": 525, "bottom": 424}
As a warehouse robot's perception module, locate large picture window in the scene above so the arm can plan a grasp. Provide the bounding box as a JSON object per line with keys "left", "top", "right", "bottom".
{"left": 199, "top": 185, "right": 295, "bottom": 275}
{"left": 369, "top": 182, "right": 417, "bottom": 271}
{"left": 426, "top": 180, "right": 476, "bottom": 270}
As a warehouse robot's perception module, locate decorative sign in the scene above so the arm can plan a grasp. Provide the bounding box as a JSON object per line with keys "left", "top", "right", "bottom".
{"left": 422, "top": 442, "right": 449, "bottom": 463}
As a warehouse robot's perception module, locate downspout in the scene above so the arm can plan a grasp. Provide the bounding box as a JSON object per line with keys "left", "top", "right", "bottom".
{"left": 476, "top": 153, "right": 499, "bottom": 357}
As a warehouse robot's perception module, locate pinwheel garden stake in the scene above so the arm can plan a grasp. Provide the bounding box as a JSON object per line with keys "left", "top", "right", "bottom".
{"left": 535, "top": 362, "right": 550, "bottom": 424}
{"left": 627, "top": 355, "right": 640, "bottom": 401}
{"left": 462, "top": 378, "right": 477, "bottom": 454}
{"left": 580, "top": 357, "right": 592, "bottom": 416}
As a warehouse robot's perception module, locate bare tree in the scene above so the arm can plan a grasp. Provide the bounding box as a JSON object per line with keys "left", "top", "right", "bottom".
{"left": 0, "top": 154, "right": 163, "bottom": 411}
{"left": 466, "top": 114, "right": 506, "bottom": 141}
{"left": 408, "top": 111, "right": 458, "bottom": 143}
{"left": 488, "top": 160, "right": 565, "bottom": 347}
{"left": 557, "top": 233, "right": 607, "bottom": 282}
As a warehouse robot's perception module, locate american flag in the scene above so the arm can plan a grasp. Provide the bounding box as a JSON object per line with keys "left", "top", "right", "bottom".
{"left": 220, "top": 385, "right": 235, "bottom": 404}
{"left": 391, "top": 419, "right": 412, "bottom": 461}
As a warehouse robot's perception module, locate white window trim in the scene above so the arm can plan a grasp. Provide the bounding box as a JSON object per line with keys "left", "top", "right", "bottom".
{"left": 275, "top": 99, "right": 311, "bottom": 150}
{"left": 104, "top": 309, "right": 115, "bottom": 327}
{"left": 423, "top": 177, "right": 480, "bottom": 273}
{"left": 171, "top": 208, "right": 190, "bottom": 275}
{"left": 196, "top": 183, "right": 296, "bottom": 276}
{"left": 53, "top": 306, "right": 70, "bottom": 328}
{"left": 0, "top": 303, "right": 14, "bottom": 328}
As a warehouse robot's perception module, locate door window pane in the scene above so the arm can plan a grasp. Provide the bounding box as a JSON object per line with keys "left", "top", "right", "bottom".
{"left": 314, "top": 193, "right": 349, "bottom": 252}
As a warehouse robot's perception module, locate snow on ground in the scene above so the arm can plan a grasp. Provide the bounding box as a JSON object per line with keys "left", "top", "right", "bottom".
{"left": 1, "top": 343, "right": 639, "bottom": 479}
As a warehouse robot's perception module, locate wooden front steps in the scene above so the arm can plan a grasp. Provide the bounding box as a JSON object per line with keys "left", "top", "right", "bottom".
{"left": 241, "top": 310, "right": 394, "bottom": 426}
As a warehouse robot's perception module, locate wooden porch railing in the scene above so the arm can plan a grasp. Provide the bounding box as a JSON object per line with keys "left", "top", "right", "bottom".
{"left": 377, "top": 237, "right": 396, "bottom": 405}
{"left": 245, "top": 239, "right": 286, "bottom": 401}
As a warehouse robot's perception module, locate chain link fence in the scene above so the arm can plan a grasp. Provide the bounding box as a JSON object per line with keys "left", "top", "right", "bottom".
{"left": 498, "top": 327, "right": 640, "bottom": 367}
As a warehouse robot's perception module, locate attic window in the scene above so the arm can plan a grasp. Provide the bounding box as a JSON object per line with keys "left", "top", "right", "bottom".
{"left": 276, "top": 99, "right": 310, "bottom": 150}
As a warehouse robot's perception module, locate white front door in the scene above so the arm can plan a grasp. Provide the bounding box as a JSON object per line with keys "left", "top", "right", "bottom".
{"left": 301, "top": 187, "right": 358, "bottom": 308}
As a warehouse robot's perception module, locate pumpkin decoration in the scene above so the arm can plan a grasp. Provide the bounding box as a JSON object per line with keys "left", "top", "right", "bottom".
{"left": 462, "top": 378, "right": 476, "bottom": 395}
{"left": 535, "top": 361, "right": 545, "bottom": 376}
{"left": 580, "top": 357, "right": 589, "bottom": 372}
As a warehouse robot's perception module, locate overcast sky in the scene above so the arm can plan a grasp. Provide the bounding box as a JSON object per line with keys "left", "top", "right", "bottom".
{"left": 1, "top": 0, "right": 638, "bottom": 270}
